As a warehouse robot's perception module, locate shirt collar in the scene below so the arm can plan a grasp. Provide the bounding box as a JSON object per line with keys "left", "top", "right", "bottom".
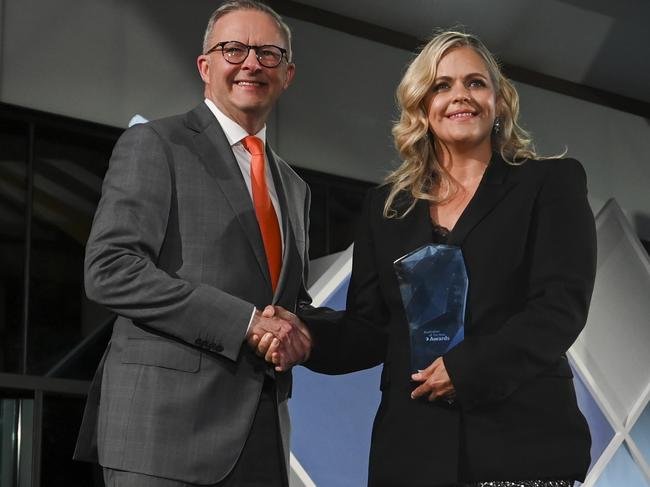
{"left": 204, "top": 98, "right": 266, "bottom": 147}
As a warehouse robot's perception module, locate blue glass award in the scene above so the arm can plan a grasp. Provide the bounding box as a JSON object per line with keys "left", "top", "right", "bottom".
{"left": 393, "top": 244, "right": 468, "bottom": 373}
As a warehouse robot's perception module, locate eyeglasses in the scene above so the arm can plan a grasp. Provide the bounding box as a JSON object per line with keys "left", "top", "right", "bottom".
{"left": 205, "top": 40, "right": 289, "bottom": 68}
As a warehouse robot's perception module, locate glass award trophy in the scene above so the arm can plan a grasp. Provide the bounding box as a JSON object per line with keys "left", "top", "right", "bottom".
{"left": 393, "top": 244, "right": 468, "bottom": 373}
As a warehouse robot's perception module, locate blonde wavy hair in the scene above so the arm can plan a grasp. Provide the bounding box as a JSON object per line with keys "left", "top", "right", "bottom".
{"left": 385, "top": 30, "right": 539, "bottom": 218}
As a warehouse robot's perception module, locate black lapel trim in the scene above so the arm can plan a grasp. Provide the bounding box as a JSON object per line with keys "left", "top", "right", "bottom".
{"left": 447, "top": 153, "right": 516, "bottom": 246}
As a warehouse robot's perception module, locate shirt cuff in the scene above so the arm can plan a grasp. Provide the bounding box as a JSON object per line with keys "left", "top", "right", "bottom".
{"left": 245, "top": 307, "right": 256, "bottom": 336}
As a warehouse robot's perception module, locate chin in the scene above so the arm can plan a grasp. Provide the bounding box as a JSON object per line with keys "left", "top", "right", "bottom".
{"left": 450, "top": 131, "right": 490, "bottom": 144}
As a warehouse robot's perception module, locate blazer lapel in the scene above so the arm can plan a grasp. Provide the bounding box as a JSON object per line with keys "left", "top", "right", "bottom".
{"left": 392, "top": 196, "right": 434, "bottom": 261}
{"left": 448, "top": 153, "right": 517, "bottom": 246}
{"left": 186, "top": 104, "right": 272, "bottom": 291}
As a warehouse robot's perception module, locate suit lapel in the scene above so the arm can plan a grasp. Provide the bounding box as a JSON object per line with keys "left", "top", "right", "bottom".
{"left": 448, "top": 153, "right": 517, "bottom": 246}
{"left": 267, "top": 149, "right": 295, "bottom": 301}
{"left": 186, "top": 104, "right": 272, "bottom": 291}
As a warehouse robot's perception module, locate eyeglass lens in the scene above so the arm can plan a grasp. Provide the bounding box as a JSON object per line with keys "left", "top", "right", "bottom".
{"left": 221, "top": 41, "right": 284, "bottom": 67}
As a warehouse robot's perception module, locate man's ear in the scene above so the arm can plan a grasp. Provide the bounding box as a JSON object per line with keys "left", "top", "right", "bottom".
{"left": 197, "top": 55, "right": 210, "bottom": 83}
{"left": 283, "top": 63, "right": 296, "bottom": 89}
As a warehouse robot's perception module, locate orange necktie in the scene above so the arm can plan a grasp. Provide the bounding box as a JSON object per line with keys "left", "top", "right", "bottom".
{"left": 242, "top": 136, "right": 282, "bottom": 292}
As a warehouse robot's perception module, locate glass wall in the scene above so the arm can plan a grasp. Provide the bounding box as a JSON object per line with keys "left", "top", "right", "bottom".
{"left": 0, "top": 104, "right": 121, "bottom": 487}
{"left": 28, "top": 125, "right": 115, "bottom": 377}
{"left": 0, "top": 106, "right": 120, "bottom": 380}
{"left": 0, "top": 396, "right": 33, "bottom": 487}
{"left": 0, "top": 119, "right": 28, "bottom": 374}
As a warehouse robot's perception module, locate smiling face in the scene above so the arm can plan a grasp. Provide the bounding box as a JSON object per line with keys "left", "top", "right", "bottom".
{"left": 424, "top": 46, "right": 498, "bottom": 155}
{"left": 197, "top": 9, "right": 295, "bottom": 134}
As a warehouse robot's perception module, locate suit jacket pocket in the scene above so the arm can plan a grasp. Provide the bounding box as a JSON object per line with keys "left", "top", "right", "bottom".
{"left": 121, "top": 338, "right": 201, "bottom": 372}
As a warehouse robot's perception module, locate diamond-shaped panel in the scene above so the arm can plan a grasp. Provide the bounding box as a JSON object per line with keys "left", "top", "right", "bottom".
{"left": 570, "top": 200, "right": 650, "bottom": 425}
{"left": 630, "top": 401, "right": 650, "bottom": 467}
{"left": 593, "top": 443, "right": 650, "bottom": 487}
{"left": 572, "top": 368, "right": 615, "bottom": 470}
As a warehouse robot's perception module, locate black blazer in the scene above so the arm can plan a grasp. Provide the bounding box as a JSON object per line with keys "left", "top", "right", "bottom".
{"left": 304, "top": 154, "right": 597, "bottom": 486}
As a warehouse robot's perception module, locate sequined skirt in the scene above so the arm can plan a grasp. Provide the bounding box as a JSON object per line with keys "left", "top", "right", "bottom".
{"left": 461, "top": 481, "right": 573, "bottom": 487}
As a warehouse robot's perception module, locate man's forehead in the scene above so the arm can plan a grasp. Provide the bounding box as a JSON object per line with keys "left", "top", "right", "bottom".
{"left": 211, "top": 10, "right": 284, "bottom": 44}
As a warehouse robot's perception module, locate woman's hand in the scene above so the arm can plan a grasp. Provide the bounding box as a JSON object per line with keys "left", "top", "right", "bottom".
{"left": 410, "top": 357, "right": 456, "bottom": 402}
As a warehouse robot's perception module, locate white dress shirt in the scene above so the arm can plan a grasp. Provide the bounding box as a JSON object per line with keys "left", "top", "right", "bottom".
{"left": 204, "top": 98, "right": 284, "bottom": 249}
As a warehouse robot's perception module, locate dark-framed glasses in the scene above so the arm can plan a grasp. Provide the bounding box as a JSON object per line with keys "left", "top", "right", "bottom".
{"left": 206, "top": 40, "right": 288, "bottom": 68}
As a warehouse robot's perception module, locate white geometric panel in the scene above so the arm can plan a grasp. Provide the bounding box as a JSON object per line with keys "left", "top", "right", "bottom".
{"left": 570, "top": 199, "right": 650, "bottom": 427}
{"left": 569, "top": 199, "right": 650, "bottom": 486}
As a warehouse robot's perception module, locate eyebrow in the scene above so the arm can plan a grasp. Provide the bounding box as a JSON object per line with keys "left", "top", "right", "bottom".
{"left": 434, "top": 72, "right": 489, "bottom": 82}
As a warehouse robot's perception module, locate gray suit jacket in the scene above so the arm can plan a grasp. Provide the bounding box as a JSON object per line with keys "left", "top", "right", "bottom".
{"left": 74, "top": 103, "right": 311, "bottom": 484}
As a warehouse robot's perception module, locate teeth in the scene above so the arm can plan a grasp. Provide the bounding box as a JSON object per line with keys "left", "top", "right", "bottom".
{"left": 449, "top": 112, "right": 474, "bottom": 119}
{"left": 236, "top": 81, "right": 261, "bottom": 86}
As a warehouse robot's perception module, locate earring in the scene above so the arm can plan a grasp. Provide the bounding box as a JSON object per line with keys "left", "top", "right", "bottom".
{"left": 493, "top": 117, "right": 502, "bottom": 134}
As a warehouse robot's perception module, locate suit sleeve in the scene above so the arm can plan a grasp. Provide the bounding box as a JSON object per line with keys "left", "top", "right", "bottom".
{"left": 84, "top": 124, "right": 254, "bottom": 361}
{"left": 302, "top": 189, "right": 388, "bottom": 374}
{"left": 444, "top": 159, "right": 597, "bottom": 410}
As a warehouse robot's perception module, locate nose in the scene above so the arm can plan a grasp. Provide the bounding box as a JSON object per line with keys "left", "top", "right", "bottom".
{"left": 451, "top": 83, "right": 471, "bottom": 102}
{"left": 241, "top": 48, "right": 262, "bottom": 71}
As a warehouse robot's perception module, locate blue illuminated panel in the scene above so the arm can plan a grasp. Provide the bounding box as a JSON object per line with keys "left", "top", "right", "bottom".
{"left": 630, "top": 403, "right": 650, "bottom": 467}
{"left": 290, "top": 274, "right": 382, "bottom": 487}
{"left": 594, "top": 444, "right": 650, "bottom": 487}
{"left": 572, "top": 369, "right": 616, "bottom": 470}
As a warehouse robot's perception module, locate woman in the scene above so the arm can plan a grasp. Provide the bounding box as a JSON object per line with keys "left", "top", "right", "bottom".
{"left": 266, "top": 30, "right": 596, "bottom": 487}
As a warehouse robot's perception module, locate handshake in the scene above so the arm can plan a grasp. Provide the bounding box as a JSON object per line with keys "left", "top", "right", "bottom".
{"left": 246, "top": 306, "right": 312, "bottom": 372}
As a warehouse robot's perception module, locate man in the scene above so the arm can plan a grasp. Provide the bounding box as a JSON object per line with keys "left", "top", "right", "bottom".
{"left": 74, "top": 2, "right": 311, "bottom": 486}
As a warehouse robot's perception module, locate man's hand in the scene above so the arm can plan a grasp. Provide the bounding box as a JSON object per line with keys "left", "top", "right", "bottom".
{"left": 246, "top": 308, "right": 294, "bottom": 354}
{"left": 253, "top": 306, "right": 312, "bottom": 372}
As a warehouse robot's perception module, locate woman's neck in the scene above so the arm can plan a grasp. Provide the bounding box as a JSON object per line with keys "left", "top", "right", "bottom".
{"left": 429, "top": 142, "right": 492, "bottom": 230}
{"left": 435, "top": 142, "right": 492, "bottom": 186}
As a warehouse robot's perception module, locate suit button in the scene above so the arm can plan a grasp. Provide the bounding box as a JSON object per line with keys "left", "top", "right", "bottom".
{"left": 212, "top": 343, "right": 224, "bottom": 353}
{"left": 195, "top": 338, "right": 204, "bottom": 346}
